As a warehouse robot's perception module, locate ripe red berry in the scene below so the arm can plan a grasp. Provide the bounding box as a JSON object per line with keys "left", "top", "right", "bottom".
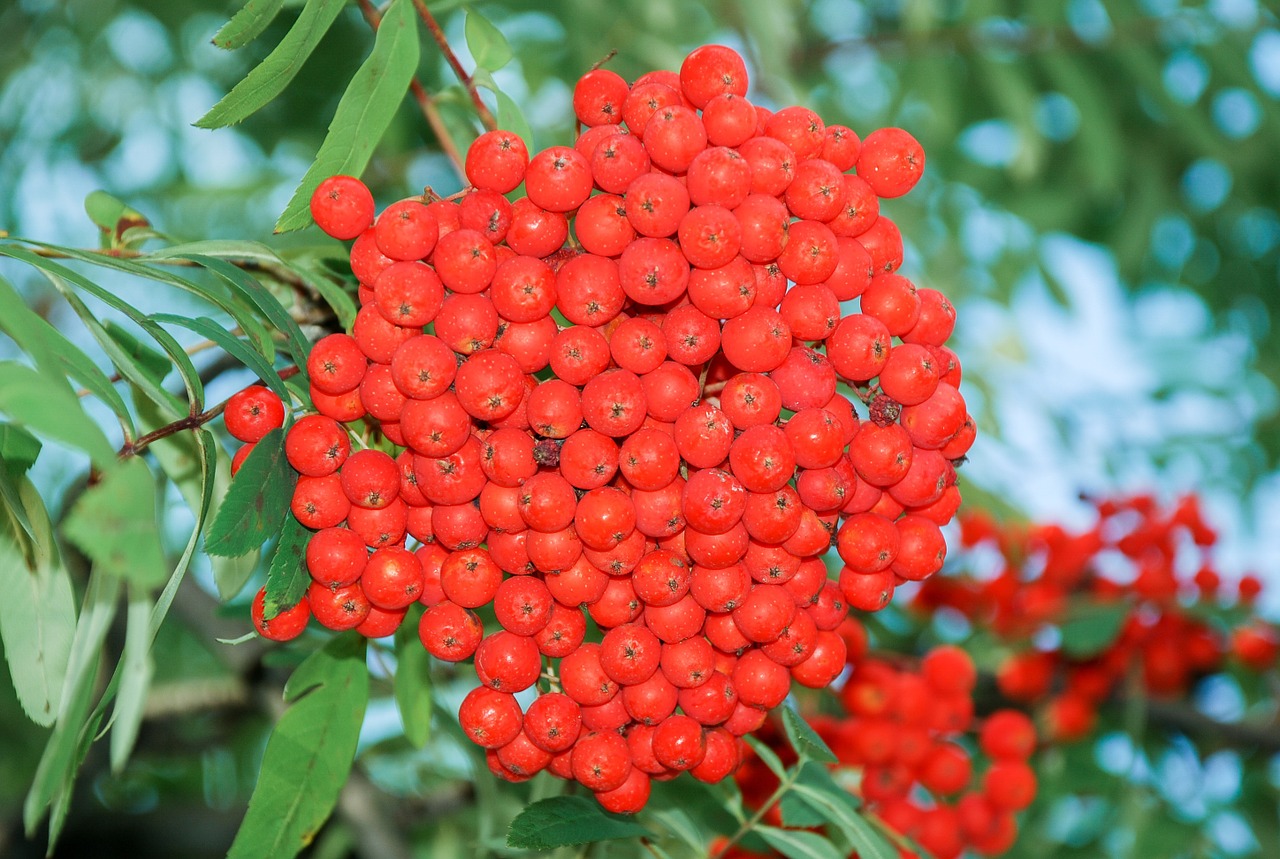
{"left": 311, "top": 175, "right": 374, "bottom": 240}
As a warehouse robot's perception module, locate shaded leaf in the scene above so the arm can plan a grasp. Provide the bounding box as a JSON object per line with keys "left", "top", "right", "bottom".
{"left": 1060, "top": 600, "right": 1130, "bottom": 660}
{"left": 103, "top": 321, "right": 172, "bottom": 388}
{"left": 0, "top": 362, "right": 116, "bottom": 467}
{"left": 264, "top": 514, "right": 311, "bottom": 619}
{"left": 464, "top": 8, "right": 513, "bottom": 71}
{"left": 226, "top": 634, "right": 369, "bottom": 859}
{"left": 757, "top": 826, "right": 845, "bottom": 859}
{"left": 507, "top": 796, "right": 651, "bottom": 850}
{"left": 196, "top": 0, "right": 349, "bottom": 128}
{"left": 151, "top": 313, "right": 287, "bottom": 400}
{"left": 63, "top": 458, "right": 168, "bottom": 588}
{"left": 109, "top": 586, "right": 154, "bottom": 771}
{"left": 393, "top": 612, "right": 431, "bottom": 748}
{"left": 790, "top": 784, "right": 896, "bottom": 859}
{"left": 204, "top": 427, "right": 295, "bottom": 557}
{"left": 782, "top": 705, "right": 837, "bottom": 764}
{"left": 24, "top": 572, "right": 121, "bottom": 839}
{"left": 274, "top": 0, "right": 420, "bottom": 233}
{"left": 0, "top": 423, "right": 41, "bottom": 475}
{"left": 213, "top": 0, "right": 288, "bottom": 49}
{"left": 83, "top": 191, "right": 149, "bottom": 247}
{"left": 744, "top": 734, "right": 789, "bottom": 780}
{"left": 0, "top": 526, "right": 75, "bottom": 727}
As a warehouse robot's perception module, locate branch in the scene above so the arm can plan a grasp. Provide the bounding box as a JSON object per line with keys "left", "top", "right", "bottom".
{"left": 355, "top": 0, "right": 468, "bottom": 181}
{"left": 117, "top": 366, "right": 300, "bottom": 460}
{"left": 410, "top": 0, "right": 499, "bottom": 132}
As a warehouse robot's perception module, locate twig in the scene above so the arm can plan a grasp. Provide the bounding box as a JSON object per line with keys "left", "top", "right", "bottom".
{"left": 117, "top": 366, "right": 300, "bottom": 460}
{"left": 410, "top": 0, "right": 499, "bottom": 132}
{"left": 590, "top": 49, "right": 617, "bottom": 70}
{"left": 355, "top": 0, "right": 468, "bottom": 181}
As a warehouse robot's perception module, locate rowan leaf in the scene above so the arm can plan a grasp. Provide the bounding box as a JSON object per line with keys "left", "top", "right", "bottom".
{"left": 507, "top": 796, "right": 651, "bottom": 850}
{"left": 204, "top": 427, "right": 295, "bottom": 558}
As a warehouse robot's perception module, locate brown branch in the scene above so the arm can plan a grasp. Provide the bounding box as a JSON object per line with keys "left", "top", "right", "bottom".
{"left": 410, "top": 0, "right": 499, "bottom": 132}
{"left": 355, "top": 0, "right": 468, "bottom": 181}
{"left": 117, "top": 366, "right": 300, "bottom": 460}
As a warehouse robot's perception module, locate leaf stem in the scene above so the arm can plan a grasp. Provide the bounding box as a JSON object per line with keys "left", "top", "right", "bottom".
{"left": 711, "top": 766, "right": 799, "bottom": 858}
{"left": 410, "top": 0, "right": 498, "bottom": 132}
{"left": 355, "top": 0, "right": 468, "bottom": 181}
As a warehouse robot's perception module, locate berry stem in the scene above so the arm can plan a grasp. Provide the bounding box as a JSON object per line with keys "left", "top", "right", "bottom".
{"left": 409, "top": 0, "right": 499, "bottom": 133}
{"left": 355, "top": 0, "right": 467, "bottom": 182}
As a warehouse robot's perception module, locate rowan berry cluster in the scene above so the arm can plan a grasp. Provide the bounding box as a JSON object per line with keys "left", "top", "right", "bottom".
{"left": 914, "top": 493, "right": 1277, "bottom": 741}
{"left": 724, "top": 629, "right": 1036, "bottom": 859}
{"left": 228, "top": 43, "right": 974, "bottom": 812}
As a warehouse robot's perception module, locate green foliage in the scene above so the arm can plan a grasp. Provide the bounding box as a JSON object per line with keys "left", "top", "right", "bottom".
{"left": 226, "top": 633, "right": 370, "bottom": 859}
{"left": 781, "top": 704, "right": 837, "bottom": 764}
{"left": 274, "top": 0, "right": 422, "bottom": 233}
{"left": 63, "top": 458, "right": 169, "bottom": 587}
{"left": 263, "top": 514, "right": 311, "bottom": 617}
{"left": 197, "top": 0, "right": 349, "bottom": 128}
{"left": 213, "top": 0, "right": 288, "bottom": 49}
{"left": 506, "top": 795, "right": 652, "bottom": 850}
{"left": 204, "top": 427, "right": 296, "bottom": 558}
{"left": 393, "top": 610, "right": 433, "bottom": 748}
{"left": 1060, "top": 600, "right": 1131, "bottom": 659}
{"left": 464, "top": 8, "right": 513, "bottom": 71}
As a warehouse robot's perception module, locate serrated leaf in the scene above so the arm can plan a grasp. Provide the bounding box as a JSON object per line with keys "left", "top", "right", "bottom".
{"left": 464, "top": 8, "right": 512, "bottom": 71}
{"left": 63, "top": 458, "right": 168, "bottom": 587}
{"left": 213, "top": 0, "right": 288, "bottom": 49}
{"left": 790, "top": 784, "right": 896, "bottom": 859}
{"left": 393, "top": 614, "right": 431, "bottom": 748}
{"left": 196, "top": 0, "right": 348, "bottom": 128}
{"left": 227, "top": 633, "right": 369, "bottom": 859}
{"left": 102, "top": 321, "right": 172, "bottom": 388}
{"left": 1060, "top": 601, "right": 1130, "bottom": 659}
{"left": 0, "top": 361, "right": 116, "bottom": 467}
{"left": 264, "top": 515, "right": 310, "bottom": 618}
{"left": 782, "top": 705, "right": 837, "bottom": 764}
{"left": 109, "top": 586, "right": 154, "bottom": 771}
{"left": 781, "top": 762, "right": 850, "bottom": 828}
{"left": 204, "top": 427, "right": 295, "bottom": 557}
{"left": 757, "top": 826, "right": 845, "bottom": 859}
{"left": 506, "top": 796, "right": 651, "bottom": 850}
{"left": 274, "top": 0, "right": 420, "bottom": 233}
{"left": 0, "top": 530, "right": 75, "bottom": 727}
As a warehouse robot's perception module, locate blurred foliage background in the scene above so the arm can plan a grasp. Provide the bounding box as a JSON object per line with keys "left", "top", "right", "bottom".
{"left": 1, "top": 0, "right": 1278, "bottom": 857}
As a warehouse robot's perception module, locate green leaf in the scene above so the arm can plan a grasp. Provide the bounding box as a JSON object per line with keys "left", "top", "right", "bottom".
{"left": 0, "top": 362, "right": 116, "bottom": 467}
{"left": 227, "top": 633, "right": 369, "bottom": 859}
{"left": 0, "top": 247, "right": 204, "bottom": 409}
{"left": 393, "top": 614, "right": 431, "bottom": 748}
{"left": 152, "top": 313, "right": 287, "bottom": 400}
{"left": 464, "top": 8, "right": 512, "bottom": 71}
{"left": 0, "top": 423, "right": 42, "bottom": 475}
{"left": 744, "top": 734, "right": 789, "bottom": 780}
{"left": 204, "top": 427, "right": 296, "bottom": 557}
{"left": 274, "top": 0, "right": 420, "bottom": 233}
{"left": 109, "top": 585, "right": 154, "bottom": 771}
{"left": 24, "top": 572, "right": 121, "bottom": 840}
{"left": 166, "top": 254, "right": 311, "bottom": 376}
{"left": 102, "top": 321, "right": 172, "bottom": 388}
{"left": 756, "top": 826, "right": 845, "bottom": 859}
{"left": 63, "top": 458, "right": 168, "bottom": 587}
{"left": 781, "top": 762, "right": 849, "bottom": 829}
{"left": 789, "top": 784, "right": 896, "bottom": 859}
{"left": 264, "top": 514, "right": 311, "bottom": 619}
{"left": 507, "top": 796, "right": 652, "bottom": 850}
{"left": 782, "top": 705, "right": 837, "bottom": 764}
{"left": 1060, "top": 601, "right": 1130, "bottom": 660}
{"left": 196, "top": 0, "right": 349, "bottom": 128}
{"left": 213, "top": 0, "right": 288, "bottom": 49}
{"left": 0, "top": 530, "right": 75, "bottom": 727}
{"left": 493, "top": 88, "right": 534, "bottom": 154}
{"left": 83, "top": 191, "right": 150, "bottom": 248}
